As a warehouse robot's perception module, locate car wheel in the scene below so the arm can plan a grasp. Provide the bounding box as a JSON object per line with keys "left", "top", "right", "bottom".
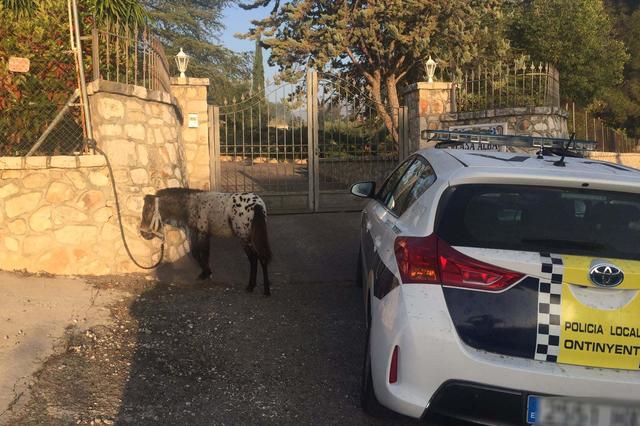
{"left": 361, "top": 320, "right": 388, "bottom": 417}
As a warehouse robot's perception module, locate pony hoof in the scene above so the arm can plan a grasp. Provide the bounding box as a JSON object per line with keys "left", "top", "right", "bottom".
{"left": 245, "top": 285, "right": 255, "bottom": 293}
{"left": 198, "top": 271, "right": 211, "bottom": 280}
{"left": 263, "top": 291, "right": 271, "bottom": 297}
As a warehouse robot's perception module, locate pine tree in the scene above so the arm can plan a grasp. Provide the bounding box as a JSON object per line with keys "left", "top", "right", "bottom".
{"left": 252, "top": 36, "right": 265, "bottom": 96}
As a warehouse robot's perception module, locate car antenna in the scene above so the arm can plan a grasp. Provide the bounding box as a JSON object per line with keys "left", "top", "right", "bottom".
{"left": 553, "top": 132, "right": 575, "bottom": 167}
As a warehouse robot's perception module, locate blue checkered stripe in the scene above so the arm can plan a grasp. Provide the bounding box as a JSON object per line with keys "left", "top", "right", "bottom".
{"left": 534, "top": 252, "right": 563, "bottom": 362}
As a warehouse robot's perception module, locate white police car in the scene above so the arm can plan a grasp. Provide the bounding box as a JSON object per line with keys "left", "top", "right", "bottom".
{"left": 352, "top": 131, "right": 640, "bottom": 425}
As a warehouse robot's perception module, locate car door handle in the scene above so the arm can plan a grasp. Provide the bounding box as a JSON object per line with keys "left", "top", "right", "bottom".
{"left": 366, "top": 220, "right": 372, "bottom": 231}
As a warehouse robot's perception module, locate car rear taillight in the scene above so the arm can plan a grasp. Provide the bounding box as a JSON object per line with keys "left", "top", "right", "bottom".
{"left": 394, "top": 235, "right": 524, "bottom": 291}
{"left": 394, "top": 235, "right": 440, "bottom": 284}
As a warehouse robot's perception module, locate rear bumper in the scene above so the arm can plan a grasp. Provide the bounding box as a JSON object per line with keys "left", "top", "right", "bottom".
{"left": 369, "top": 285, "right": 640, "bottom": 419}
{"left": 427, "top": 381, "right": 534, "bottom": 426}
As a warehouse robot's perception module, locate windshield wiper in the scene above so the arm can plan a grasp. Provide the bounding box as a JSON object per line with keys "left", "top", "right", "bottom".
{"left": 521, "top": 238, "right": 605, "bottom": 250}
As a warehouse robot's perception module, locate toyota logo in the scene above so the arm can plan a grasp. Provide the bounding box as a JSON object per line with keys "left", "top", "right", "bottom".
{"left": 589, "top": 263, "right": 624, "bottom": 287}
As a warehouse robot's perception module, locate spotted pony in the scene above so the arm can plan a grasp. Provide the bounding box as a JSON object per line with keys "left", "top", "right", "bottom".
{"left": 139, "top": 188, "right": 273, "bottom": 295}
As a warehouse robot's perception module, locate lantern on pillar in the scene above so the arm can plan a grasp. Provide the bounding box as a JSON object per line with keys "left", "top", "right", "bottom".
{"left": 175, "top": 48, "right": 190, "bottom": 78}
{"left": 425, "top": 56, "right": 437, "bottom": 83}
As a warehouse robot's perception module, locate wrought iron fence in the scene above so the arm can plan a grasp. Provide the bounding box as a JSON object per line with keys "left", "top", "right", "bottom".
{"left": 566, "top": 102, "right": 639, "bottom": 153}
{"left": 91, "top": 21, "right": 171, "bottom": 93}
{"left": 451, "top": 61, "right": 560, "bottom": 112}
{"left": 215, "top": 72, "right": 400, "bottom": 195}
{"left": 217, "top": 77, "right": 309, "bottom": 193}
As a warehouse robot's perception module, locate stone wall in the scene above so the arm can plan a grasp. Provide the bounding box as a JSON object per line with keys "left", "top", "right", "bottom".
{"left": 586, "top": 152, "right": 640, "bottom": 169}
{"left": 440, "top": 106, "right": 569, "bottom": 139}
{"left": 0, "top": 79, "right": 197, "bottom": 276}
{"left": 0, "top": 155, "right": 185, "bottom": 275}
{"left": 402, "top": 82, "right": 569, "bottom": 151}
{"left": 87, "top": 80, "right": 190, "bottom": 272}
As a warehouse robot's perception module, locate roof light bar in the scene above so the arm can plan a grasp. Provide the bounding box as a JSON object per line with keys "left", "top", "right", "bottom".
{"left": 421, "top": 130, "right": 597, "bottom": 151}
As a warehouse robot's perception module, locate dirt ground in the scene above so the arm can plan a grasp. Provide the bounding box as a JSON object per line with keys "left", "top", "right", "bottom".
{"left": 2, "top": 213, "right": 463, "bottom": 425}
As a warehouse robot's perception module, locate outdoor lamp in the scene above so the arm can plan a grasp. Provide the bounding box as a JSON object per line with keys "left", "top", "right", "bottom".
{"left": 425, "top": 56, "right": 437, "bottom": 83}
{"left": 175, "top": 48, "right": 190, "bottom": 78}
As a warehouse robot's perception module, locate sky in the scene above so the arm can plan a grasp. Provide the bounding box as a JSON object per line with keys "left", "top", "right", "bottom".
{"left": 219, "top": 4, "right": 278, "bottom": 79}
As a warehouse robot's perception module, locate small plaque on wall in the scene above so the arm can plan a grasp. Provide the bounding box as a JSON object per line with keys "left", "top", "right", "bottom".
{"left": 8, "top": 56, "right": 30, "bottom": 73}
{"left": 188, "top": 113, "right": 199, "bottom": 128}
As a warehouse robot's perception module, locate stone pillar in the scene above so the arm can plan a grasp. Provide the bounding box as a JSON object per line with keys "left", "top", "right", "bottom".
{"left": 402, "top": 82, "right": 454, "bottom": 151}
{"left": 170, "top": 77, "right": 211, "bottom": 190}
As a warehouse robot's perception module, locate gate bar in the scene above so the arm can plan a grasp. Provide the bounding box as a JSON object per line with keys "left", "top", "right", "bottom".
{"left": 208, "top": 105, "right": 221, "bottom": 191}
{"left": 306, "top": 69, "right": 317, "bottom": 212}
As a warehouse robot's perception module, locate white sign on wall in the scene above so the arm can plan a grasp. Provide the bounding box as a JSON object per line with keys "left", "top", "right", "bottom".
{"left": 8, "top": 56, "right": 30, "bottom": 73}
{"left": 188, "top": 113, "right": 199, "bottom": 128}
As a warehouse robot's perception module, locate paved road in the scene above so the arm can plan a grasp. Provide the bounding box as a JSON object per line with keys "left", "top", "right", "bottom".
{"left": 0, "top": 272, "right": 121, "bottom": 421}
{"left": 5, "top": 213, "right": 463, "bottom": 425}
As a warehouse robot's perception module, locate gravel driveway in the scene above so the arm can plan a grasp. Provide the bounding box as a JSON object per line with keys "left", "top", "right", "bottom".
{"left": 5, "top": 213, "right": 463, "bottom": 425}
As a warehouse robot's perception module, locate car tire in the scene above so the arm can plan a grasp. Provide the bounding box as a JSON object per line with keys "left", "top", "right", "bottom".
{"left": 356, "top": 246, "right": 363, "bottom": 288}
{"left": 361, "top": 319, "right": 388, "bottom": 417}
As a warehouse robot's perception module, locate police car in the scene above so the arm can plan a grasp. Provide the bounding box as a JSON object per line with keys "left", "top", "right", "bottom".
{"left": 351, "top": 131, "right": 640, "bottom": 425}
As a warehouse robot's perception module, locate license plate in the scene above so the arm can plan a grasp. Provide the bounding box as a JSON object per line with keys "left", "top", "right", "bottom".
{"left": 527, "top": 395, "right": 640, "bottom": 426}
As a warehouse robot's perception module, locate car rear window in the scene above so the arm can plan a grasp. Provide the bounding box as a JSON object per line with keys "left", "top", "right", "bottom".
{"left": 437, "top": 184, "right": 640, "bottom": 260}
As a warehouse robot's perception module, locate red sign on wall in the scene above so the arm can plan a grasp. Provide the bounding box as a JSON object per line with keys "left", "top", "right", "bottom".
{"left": 8, "top": 57, "right": 30, "bottom": 73}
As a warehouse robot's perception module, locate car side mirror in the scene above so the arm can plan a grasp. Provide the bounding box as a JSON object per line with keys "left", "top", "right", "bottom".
{"left": 350, "top": 181, "right": 376, "bottom": 198}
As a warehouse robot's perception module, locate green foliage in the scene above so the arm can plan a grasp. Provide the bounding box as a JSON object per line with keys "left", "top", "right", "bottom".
{"left": 1, "top": 0, "right": 41, "bottom": 17}
{"left": 1, "top": 0, "right": 146, "bottom": 25}
{"left": 92, "top": 0, "right": 146, "bottom": 26}
{"left": 252, "top": 36, "right": 265, "bottom": 96}
{"left": 0, "top": 0, "right": 80, "bottom": 154}
{"left": 508, "top": 0, "right": 628, "bottom": 106}
{"left": 143, "top": 0, "right": 252, "bottom": 104}
{"left": 596, "top": 1, "right": 640, "bottom": 137}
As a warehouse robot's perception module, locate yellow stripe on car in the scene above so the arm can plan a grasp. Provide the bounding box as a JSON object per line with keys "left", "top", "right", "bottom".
{"left": 558, "top": 255, "right": 640, "bottom": 371}
{"left": 562, "top": 255, "right": 640, "bottom": 289}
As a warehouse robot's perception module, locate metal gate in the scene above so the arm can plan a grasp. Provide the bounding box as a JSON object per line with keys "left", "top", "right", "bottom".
{"left": 209, "top": 69, "right": 407, "bottom": 213}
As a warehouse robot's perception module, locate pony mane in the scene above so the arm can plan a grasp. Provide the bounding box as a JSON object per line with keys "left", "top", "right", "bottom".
{"left": 156, "top": 187, "right": 204, "bottom": 197}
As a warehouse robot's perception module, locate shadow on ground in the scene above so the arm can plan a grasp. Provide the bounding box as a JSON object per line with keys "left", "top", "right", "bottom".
{"left": 116, "top": 212, "right": 398, "bottom": 424}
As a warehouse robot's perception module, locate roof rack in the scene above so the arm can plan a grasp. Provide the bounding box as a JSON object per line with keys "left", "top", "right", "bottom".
{"left": 422, "top": 130, "right": 597, "bottom": 151}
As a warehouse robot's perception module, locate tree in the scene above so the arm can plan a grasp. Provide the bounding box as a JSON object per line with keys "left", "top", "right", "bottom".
{"left": 597, "top": 0, "right": 640, "bottom": 137}
{"left": 241, "top": 0, "right": 510, "bottom": 142}
{"left": 252, "top": 36, "right": 265, "bottom": 95}
{"left": 508, "top": 0, "right": 628, "bottom": 106}
{"left": 2, "top": 0, "right": 145, "bottom": 24}
{"left": 142, "top": 0, "right": 252, "bottom": 104}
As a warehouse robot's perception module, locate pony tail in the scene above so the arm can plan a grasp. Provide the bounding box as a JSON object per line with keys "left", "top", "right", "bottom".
{"left": 251, "top": 204, "right": 272, "bottom": 264}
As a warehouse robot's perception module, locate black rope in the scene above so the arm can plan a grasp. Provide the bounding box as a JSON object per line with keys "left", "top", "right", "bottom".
{"left": 87, "top": 139, "right": 165, "bottom": 270}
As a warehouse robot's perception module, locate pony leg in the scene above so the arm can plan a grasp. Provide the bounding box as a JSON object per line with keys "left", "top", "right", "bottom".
{"left": 243, "top": 244, "right": 258, "bottom": 293}
{"left": 191, "top": 232, "right": 212, "bottom": 280}
{"left": 259, "top": 257, "right": 271, "bottom": 297}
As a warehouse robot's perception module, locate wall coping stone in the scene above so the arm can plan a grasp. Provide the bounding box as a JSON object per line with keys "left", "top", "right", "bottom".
{"left": 402, "top": 81, "right": 453, "bottom": 94}
{"left": 0, "top": 155, "right": 106, "bottom": 170}
{"left": 170, "top": 77, "right": 210, "bottom": 86}
{"left": 438, "top": 106, "right": 568, "bottom": 122}
{"left": 87, "top": 79, "right": 183, "bottom": 123}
